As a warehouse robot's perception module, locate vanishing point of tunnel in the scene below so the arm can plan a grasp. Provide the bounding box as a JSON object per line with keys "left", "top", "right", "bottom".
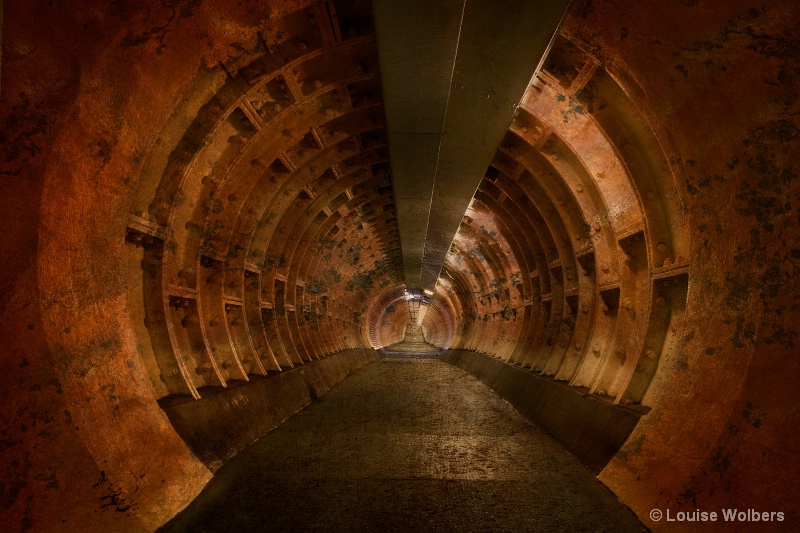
{"left": 2, "top": 0, "right": 799, "bottom": 532}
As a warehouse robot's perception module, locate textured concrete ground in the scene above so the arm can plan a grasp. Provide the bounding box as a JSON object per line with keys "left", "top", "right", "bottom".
{"left": 381, "top": 323, "right": 443, "bottom": 355}
{"left": 160, "top": 358, "right": 646, "bottom": 532}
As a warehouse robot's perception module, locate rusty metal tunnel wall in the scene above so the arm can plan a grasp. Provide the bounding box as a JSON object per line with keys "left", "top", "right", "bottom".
{"left": 2, "top": 0, "right": 799, "bottom": 531}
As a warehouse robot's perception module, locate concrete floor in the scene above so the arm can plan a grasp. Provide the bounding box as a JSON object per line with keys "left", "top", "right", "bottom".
{"left": 160, "top": 357, "right": 646, "bottom": 532}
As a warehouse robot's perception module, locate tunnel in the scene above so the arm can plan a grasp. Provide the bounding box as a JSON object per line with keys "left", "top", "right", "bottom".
{"left": 2, "top": 0, "right": 799, "bottom": 531}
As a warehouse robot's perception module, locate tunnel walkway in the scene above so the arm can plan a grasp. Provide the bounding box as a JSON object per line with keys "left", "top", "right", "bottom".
{"left": 160, "top": 356, "right": 645, "bottom": 532}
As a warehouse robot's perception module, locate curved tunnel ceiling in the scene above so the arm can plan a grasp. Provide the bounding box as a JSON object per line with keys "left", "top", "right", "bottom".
{"left": 4, "top": 0, "right": 800, "bottom": 530}
{"left": 115, "top": 0, "right": 689, "bottom": 408}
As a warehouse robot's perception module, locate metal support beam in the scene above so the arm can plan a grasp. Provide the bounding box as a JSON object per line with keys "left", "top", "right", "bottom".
{"left": 373, "top": 0, "right": 466, "bottom": 289}
{"left": 374, "top": 0, "right": 571, "bottom": 291}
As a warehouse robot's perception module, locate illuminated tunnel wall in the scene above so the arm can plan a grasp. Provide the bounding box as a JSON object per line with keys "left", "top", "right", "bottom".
{"left": 2, "top": 0, "right": 798, "bottom": 531}
{"left": 435, "top": 34, "right": 691, "bottom": 404}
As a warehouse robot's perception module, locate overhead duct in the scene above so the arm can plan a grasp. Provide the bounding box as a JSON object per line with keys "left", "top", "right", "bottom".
{"left": 374, "top": 0, "right": 571, "bottom": 291}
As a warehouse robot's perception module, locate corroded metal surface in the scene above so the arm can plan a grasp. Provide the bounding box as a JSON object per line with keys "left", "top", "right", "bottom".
{"left": 2, "top": 0, "right": 799, "bottom": 530}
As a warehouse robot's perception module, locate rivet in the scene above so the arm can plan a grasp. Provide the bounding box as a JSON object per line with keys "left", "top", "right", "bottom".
{"left": 592, "top": 344, "right": 601, "bottom": 352}
{"left": 645, "top": 348, "right": 656, "bottom": 360}
{"left": 646, "top": 190, "right": 656, "bottom": 200}
{"left": 576, "top": 184, "right": 584, "bottom": 193}
{"left": 657, "top": 242, "right": 667, "bottom": 253}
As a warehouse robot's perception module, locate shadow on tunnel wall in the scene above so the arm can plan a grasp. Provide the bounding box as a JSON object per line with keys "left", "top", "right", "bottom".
{"left": 1, "top": 0, "right": 799, "bottom": 531}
